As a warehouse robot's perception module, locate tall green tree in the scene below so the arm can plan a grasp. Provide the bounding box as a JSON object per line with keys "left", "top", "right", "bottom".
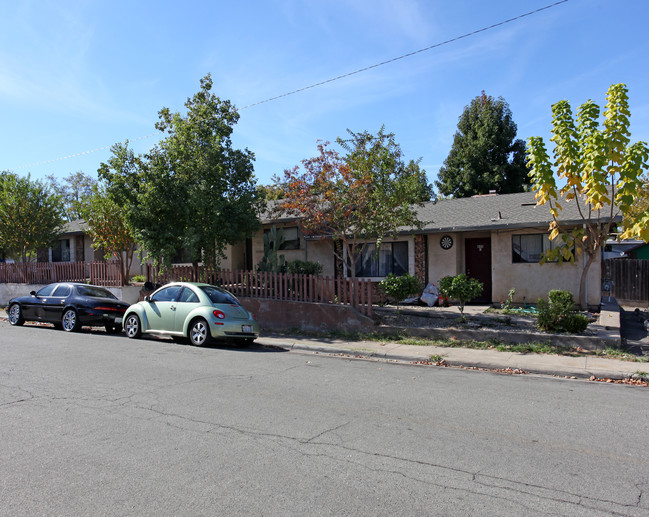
{"left": 277, "top": 127, "right": 426, "bottom": 280}
{"left": 100, "top": 75, "right": 263, "bottom": 268}
{"left": 339, "top": 126, "right": 434, "bottom": 203}
{"left": 78, "top": 184, "right": 137, "bottom": 285}
{"left": 47, "top": 171, "right": 97, "bottom": 221}
{"left": 527, "top": 83, "right": 649, "bottom": 308}
{"left": 0, "top": 172, "right": 65, "bottom": 262}
{"left": 436, "top": 92, "right": 530, "bottom": 198}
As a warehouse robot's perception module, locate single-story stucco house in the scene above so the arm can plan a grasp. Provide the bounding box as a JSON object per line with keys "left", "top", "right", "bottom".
{"left": 230, "top": 191, "right": 620, "bottom": 308}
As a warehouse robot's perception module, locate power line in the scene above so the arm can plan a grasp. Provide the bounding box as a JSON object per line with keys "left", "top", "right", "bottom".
{"left": 240, "top": 0, "right": 569, "bottom": 110}
{"left": 9, "top": 0, "right": 569, "bottom": 172}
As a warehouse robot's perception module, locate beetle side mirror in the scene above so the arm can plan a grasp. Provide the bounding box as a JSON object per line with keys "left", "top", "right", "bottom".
{"left": 30, "top": 291, "right": 37, "bottom": 296}
{"left": 144, "top": 295, "right": 151, "bottom": 302}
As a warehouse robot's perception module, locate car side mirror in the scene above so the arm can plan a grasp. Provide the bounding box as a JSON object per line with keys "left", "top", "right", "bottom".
{"left": 30, "top": 291, "right": 36, "bottom": 296}
{"left": 144, "top": 295, "right": 151, "bottom": 302}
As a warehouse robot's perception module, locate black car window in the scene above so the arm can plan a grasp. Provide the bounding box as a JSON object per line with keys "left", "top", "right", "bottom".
{"left": 178, "top": 287, "right": 199, "bottom": 303}
{"left": 151, "top": 286, "right": 182, "bottom": 303}
{"left": 199, "top": 285, "right": 238, "bottom": 305}
{"left": 36, "top": 284, "right": 57, "bottom": 297}
{"left": 52, "top": 285, "right": 72, "bottom": 297}
{"left": 76, "top": 285, "right": 117, "bottom": 299}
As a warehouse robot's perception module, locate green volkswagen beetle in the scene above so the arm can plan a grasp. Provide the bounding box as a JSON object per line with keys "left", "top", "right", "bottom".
{"left": 123, "top": 282, "right": 259, "bottom": 346}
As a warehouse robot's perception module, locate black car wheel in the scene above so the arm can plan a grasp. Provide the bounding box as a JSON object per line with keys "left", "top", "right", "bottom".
{"left": 105, "top": 323, "right": 123, "bottom": 334}
{"left": 124, "top": 314, "right": 142, "bottom": 339}
{"left": 8, "top": 303, "right": 24, "bottom": 326}
{"left": 189, "top": 318, "right": 210, "bottom": 347}
{"left": 62, "top": 308, "right": 81, "bottom": 332}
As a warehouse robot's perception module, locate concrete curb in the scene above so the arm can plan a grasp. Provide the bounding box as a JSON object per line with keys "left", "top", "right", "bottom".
{"left": 256, "top": 337, "right": 644, "bottom": 381}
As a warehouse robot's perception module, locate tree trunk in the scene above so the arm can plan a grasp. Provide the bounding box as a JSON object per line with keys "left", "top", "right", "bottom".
{"left": 578, "top": 252, "right": 596, "bottom": 310}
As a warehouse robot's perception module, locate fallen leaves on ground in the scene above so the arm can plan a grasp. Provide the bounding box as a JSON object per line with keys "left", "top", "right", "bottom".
{"left": 589, "top": 375, "right": 649, "bottom": 387}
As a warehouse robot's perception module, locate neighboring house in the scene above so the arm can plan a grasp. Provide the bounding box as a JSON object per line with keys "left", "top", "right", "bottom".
{"left": 39, "top": 220, "right": 145, "bottom": 277}
{"left": 628, "top": 242, "right": 649, "bottom": 260}
{"left": 603, "top": 238, "right": 646, "bottom": 260}
{"left": 232, "top": 191, "right": 620, "bottom": 308}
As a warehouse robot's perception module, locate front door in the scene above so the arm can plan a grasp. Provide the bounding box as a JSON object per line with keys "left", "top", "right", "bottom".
{"left": 465, "top": 237, "right": 492, "bottom": 303}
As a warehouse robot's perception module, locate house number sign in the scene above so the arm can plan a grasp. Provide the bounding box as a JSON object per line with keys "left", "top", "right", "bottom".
{"left": 440, "top": 235, "right": 453, "bottom": 250}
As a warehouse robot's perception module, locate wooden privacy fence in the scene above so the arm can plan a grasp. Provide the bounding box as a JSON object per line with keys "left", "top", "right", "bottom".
{"left": 0, "top": 261, "right": 124, "bottom": 287}
{"left": 603, "top": 259, "right": 649, "bottom": 303}
{"left": 146, "top": 266, "right": 373, "bottom": 317}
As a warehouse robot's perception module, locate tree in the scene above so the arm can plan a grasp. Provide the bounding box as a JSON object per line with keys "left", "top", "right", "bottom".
{"left": 438, "top": 274, "right": 483, "bottom": 318}
{"left": 100, "top": 74, "right": 263, "bottom": 269}
{"left": 277, "top": 127, "right": 425, "bottom": 281}
{"left": 526, "top": 83, "right": 649, "bottom": 309}
{"left": 0, "top": 172, "right": 65, "bottom": 262}
{"left": 47, "top": 171, "right": 97, "bottom": 221}
{"left": 622, "top": 172, "right": 649, "bottom": 234}
{"left": 436, "top": 92, "right": 530, "bottom": 198}
{"left": 79, "top": 184, "right": 137, "bottom": 285}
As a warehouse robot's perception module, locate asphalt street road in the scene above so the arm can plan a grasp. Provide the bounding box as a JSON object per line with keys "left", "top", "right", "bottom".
{"left": 1, "top": 321, "right": 648, "bottom": 516}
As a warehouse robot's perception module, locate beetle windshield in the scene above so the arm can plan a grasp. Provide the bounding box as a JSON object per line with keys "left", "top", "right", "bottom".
{"left": 200, "top": 285, "right": 239, "bottom": 305}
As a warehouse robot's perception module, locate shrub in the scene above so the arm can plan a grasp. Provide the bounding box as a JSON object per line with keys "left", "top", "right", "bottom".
{"left": 379, "top": 273, "right": 422, "bottom": 308}
{"left": 286, "top": 260, "right": 323, "bottom": 276}
{"left": 438, "top": 274, "right": 483, "bottom": 317}
{"left": 537, "top": 289, "right": 587, "bottom": 333}
{"left": 563, "top": 313, "right": 589, "bottom": 333}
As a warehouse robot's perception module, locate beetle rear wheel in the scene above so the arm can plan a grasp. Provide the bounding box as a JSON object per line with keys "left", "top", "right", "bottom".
{"left": 189, "top": 318, "right": 210, "bottom": 347}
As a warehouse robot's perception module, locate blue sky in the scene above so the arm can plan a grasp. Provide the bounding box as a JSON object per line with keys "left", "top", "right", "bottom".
{"left": 2, "top": 0, "right": 648, "bottom": 189}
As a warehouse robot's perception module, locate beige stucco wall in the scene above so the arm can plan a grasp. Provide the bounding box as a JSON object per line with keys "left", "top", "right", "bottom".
{"left": 426, "top": 230, "right": 601, "bottom": 307}
{"left": 491, "top": 230, "right": 601, "bottom": 306}
{"left": 426, "top": 232, "right": 463, "bottom": 285}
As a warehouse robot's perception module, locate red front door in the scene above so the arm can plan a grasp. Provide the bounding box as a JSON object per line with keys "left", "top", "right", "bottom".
{"left": 465, "top": 237, "right": 492, "bottom": 303}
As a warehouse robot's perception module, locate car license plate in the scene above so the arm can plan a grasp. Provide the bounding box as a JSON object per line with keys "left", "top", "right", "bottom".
{"left": 242, "top": 325, "right": 252, "bottom": 333}
{"left": 115, "top": 317, "right": 123, "bottom": 324}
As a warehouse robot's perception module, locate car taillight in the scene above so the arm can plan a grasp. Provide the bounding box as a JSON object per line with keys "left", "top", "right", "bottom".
{"left": 213, "top": 310, "right": 225, "bottom": 319}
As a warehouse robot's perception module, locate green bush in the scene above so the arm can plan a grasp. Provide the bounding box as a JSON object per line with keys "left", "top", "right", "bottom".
{"left": 286, "top": 260, "right": 323, "bottom": 276}
{"left": 379, "top": 273, "right": 422, "bottom": 307}
{"left": 537, "top": 290, "right": 587, "bottom": 333}
{"left": 438, "top": 274, "right": 483, "bottom": 317}
{"left": 563, "top": 313, "right": 589, "bottom": 333}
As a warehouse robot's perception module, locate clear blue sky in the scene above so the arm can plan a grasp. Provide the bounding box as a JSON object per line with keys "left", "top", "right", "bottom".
{"left": 2, "top": 0, "right": 647, "bottom": 189}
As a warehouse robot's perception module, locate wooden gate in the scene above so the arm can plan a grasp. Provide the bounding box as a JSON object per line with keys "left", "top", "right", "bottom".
{"left": 603, "top": 259, "right": 649, "bottom": 303}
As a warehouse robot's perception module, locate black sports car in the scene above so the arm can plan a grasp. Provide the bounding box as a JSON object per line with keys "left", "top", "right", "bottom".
{"left": 6, "top": 282, "right": 130, "bottom": 333}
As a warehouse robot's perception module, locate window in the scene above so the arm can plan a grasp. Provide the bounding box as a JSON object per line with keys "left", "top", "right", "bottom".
{"left": 77, "top": 285, "right": 116, "bottom": 299}
{"left": 36, "top": 284, "right": 57, "bottom": 297}
{"left": 512, "top": 234, "right": 571, "bottom": 263}
{"left": 200, "top": 285, "right": 239, "bottom": 305}
{"left": 51, "top": 285, "right": 72, "bottom": 297}
{"left": 178, "top": 287, "right": 199, "bottom": 303}
{"left": 264, "top": 227, "right": 300, "bottom": 250}
{"left": 172, "top": 247, "right": 194, "bottom": 264}
{"left": 151, "top": 286, "right": 183, "bottom": 302}
{"left": 355, "top": 242, "right": 408, "bottom": 277}
{"left": 52, "top": 239, "right": 70, "bottom": 262}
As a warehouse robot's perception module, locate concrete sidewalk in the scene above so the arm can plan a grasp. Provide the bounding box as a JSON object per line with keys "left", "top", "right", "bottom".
{"left": 256, "top": 333, "right": 648, "bottom": 381}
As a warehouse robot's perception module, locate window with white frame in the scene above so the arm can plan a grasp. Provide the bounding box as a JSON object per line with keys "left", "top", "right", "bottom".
{"left": 512, "top": 233, "right": 571, "bottom": 263}
{"left": 355, "top": 242, "right": 408, "bottom": 277}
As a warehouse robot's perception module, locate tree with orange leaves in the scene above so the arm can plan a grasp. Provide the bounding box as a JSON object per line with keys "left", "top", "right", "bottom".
{"left": 276, "top": 127, "right": 427, "bottom": 280}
